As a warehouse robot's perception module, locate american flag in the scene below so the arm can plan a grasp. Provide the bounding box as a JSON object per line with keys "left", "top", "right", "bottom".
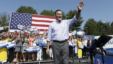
{"left": 10, "top": 12, "right": 55, "bottom": 33}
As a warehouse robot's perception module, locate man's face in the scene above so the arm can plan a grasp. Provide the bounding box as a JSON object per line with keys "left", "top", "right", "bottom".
{"left": 55, "top": 11, "right": 63, "bottom": 21}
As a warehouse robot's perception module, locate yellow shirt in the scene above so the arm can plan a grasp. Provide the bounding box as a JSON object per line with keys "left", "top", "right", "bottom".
{"left": 0, "top": 48, "right": 7, "bottom": 62}
{"left": 77, "top": 40, "right": 83, "bottom": 58}
{"left": 0, "top": 39, "right": 9, "bottom": 62}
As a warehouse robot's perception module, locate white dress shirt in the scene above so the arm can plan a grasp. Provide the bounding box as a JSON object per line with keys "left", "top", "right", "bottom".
{"left": 48, "top": 16, "right": 77, "bottom": 41}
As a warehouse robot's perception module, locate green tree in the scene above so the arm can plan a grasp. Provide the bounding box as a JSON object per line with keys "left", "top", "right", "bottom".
{"left": 40, "top": 10, "right": 54, "bottom": 16}
{"left": 84, "top": 18, "right": 98, "bottom": 35}
{"left": 16, "top": 6, "right": 37, "bottom": 14}
{"left": 0, "top": 14, "right": 9, "bottom": 27}
{"left": 40, "top": 9, "right": 66, "bottom": 19}
{"left": 110, "top": 22, "right": 113, "bottom": 34}
{"left": 0, "top": 14, "right": 9, "bottom": 32}
{"left": 66, "top": 10, "right": 76, "bottom": 19}
{"left": 97, "top": 21, "right": 111, "bottom": 35}
{"left": 84, "top": 19, "right": 112, "bottom": 35}
{"left": 105, "top": 22, "right": 111, "bottom": 35}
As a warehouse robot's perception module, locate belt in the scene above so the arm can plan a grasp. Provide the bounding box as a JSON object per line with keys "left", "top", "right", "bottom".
{"left": 53, "top": 39, "right": 68, "bottom": 43}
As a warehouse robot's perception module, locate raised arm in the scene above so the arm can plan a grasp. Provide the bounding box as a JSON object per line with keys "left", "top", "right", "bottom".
{"left": 76, "top": 0, "right": 84, "bottom": 20}
{"left": 68, "top": 0, "right": 84, "bottom": 28}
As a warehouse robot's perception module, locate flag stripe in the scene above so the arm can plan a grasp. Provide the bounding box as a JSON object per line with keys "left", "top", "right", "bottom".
{"left": 32, "top": 24, "right": 49, "bottom": 27}
{"left": 32, "top": 21, "right": 51, "bottom": 25}
{"left": 32, "top": 17, "right": 55, "bottom": 21}
{"left": 38, "top": 29, "right": 48, "bottom": 31}
{"left": 32, "top": 14, "right": 55, "bottom": 19}
{"left": 32, "top": 19, "right": 53, "bottom": 23}
{"left": 31, "top": 26, "right": 48, "bottom": 30}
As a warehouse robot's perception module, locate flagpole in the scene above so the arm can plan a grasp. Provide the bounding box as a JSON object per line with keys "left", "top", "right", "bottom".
{"left": 8, "top": 12, "right": 13, "bottom": 32}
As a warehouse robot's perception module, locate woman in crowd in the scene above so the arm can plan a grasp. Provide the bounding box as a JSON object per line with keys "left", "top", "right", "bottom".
{"left": 68, "top": 33, "right": 77, "bottom": 59}
{"left": 22, "top": 34, "right": 29, "bottom": 61}
{"left": 28, "top": 33, "right": 36, "bottom": 61}
{"left": 14, "top": 34, "right": 24, "bottom": 62}
{"left": 76, "top": 35, "right": 84, "bottom": 63}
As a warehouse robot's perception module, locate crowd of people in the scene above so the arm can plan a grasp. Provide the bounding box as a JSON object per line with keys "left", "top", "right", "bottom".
{"left": 0, "top": 31, "right": 93, "bottom": 63}
{"left": 0, "top": 31, "right": 50, "bottom": 63}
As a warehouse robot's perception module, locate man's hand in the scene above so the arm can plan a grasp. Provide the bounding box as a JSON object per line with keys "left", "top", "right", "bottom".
{"left": 46, "top": 40, "right": 51, "bottom": 54}
{"left": 46, "top": 48, "right": 50, "bottom": 54}
{"left": 78, "top": 0, "right": 84, "bottom": 11}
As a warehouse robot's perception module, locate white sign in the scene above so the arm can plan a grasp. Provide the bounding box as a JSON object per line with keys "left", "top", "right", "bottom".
{"left": 0, "top": 27, "right": 3, "bottom": 31}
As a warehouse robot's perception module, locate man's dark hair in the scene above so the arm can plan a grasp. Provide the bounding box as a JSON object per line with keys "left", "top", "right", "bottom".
{"left": 55, "top": 9, "right": 62, "bottom": 15}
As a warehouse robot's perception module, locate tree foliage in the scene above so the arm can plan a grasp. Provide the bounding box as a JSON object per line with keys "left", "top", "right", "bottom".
{"left": 84, "top": 18, "right": 113, "bottom": 35}
{"left": 16, "top": 6, "right": 37, "bottom": 14}
{"left": 40, "top": 10, "right": 54, "bottom": 16}
{"left": 40, "top": 10, "right": 66, "bottom": 19}
{"left": 66, "top": 10, "right": 76, "bottom": 19}
{"left": 84, "top": 19, "right": 98, "bottom": 35}
{"left": 0, "top": 14, "right": 9, "bottom": 26}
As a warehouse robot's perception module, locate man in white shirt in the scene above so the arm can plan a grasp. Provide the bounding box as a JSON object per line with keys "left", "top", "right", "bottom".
{"left": 47, "top": 0, "right": 84, "bottom": 64}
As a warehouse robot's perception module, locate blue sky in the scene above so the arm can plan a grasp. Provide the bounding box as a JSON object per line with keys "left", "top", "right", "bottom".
{"left": 0, "top": 0, "right": 113, "bottom": 22}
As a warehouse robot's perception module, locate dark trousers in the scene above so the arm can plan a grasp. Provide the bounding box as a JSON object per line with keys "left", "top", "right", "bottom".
{"left": 52, "top": 41, "right": 69, "bottom": 64}
{"left": 7, "top": 47, "right": 15, "bottom": 63}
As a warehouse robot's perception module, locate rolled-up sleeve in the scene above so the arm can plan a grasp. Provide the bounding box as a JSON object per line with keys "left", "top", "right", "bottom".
{"left": 68, "top": 16, "right": 77, "bottom": 29}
